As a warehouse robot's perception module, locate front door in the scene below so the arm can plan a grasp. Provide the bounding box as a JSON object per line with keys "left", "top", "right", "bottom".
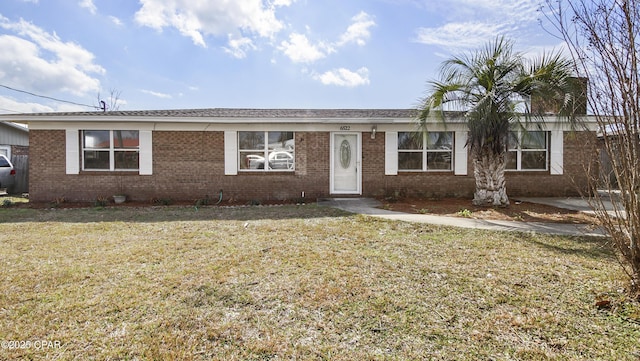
{"left": 331, "top": 133, "right": 361, "bottom": 194}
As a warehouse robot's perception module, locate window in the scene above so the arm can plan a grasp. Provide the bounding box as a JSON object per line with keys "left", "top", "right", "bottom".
{"left": 238, "top": 131, "right": 294, "bottom": 171}
{"left": 398, "top": 132, "right": 453, "bottom": 171}
{"left": 82, "top": 130, "right": 139, "bottom": 171}
{"left": 506, "top": 131, "right": 548, "bottom": 170}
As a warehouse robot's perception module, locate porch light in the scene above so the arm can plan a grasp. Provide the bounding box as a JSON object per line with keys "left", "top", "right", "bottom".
{"left": 371, "top": 125, "right": 377, "bottom": 139}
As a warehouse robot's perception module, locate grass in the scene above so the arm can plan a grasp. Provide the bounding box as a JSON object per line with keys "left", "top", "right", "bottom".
{"left": 0, "top": 204, "right": 639, "bottom": 360}
{"left": 0, "top": 195, "right": 29, "bottom": 208}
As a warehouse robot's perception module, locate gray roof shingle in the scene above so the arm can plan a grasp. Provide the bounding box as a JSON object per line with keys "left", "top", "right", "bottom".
{"left": 14, "top": 108, "right": 420, "bottom": 119}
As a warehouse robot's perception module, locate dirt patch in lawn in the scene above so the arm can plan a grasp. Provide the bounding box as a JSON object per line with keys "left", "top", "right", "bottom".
{"left": 378, "top": 197, "right": 598, "bottom": 224}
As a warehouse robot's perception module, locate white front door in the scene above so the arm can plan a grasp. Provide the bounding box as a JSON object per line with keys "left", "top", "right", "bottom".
{"left": 331, "top": 133, "right": 361, "bottom": 194}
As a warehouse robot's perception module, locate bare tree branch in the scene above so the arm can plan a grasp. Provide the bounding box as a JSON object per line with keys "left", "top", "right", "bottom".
{"left": 544, "top": 0, "right": 640, "bottom": 295}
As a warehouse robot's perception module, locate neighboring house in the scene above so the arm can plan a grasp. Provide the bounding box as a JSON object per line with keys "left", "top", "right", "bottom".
{"left": 0, "top": 109, "right": 598, "bottom": 203}
{"left": 0, "top": 121, "right": 28, "bottom": 193}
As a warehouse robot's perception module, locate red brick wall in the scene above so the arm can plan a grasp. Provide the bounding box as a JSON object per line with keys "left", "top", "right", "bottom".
{"left": 11, "top": 145, "right": 29, "bottom": 156}
{"left": 29, "top": 130, "right": 331, "bottom": 203}
{"left": 362, "top": 131, "right": 595, "bottom": 199}
{"left": 362, "top": 132, "right": 476, "bottom": 199}
{"left": 504, "top": 131, "right": 596, "bottom": 197}
{"left": 28, "top": 129, "right": 595, "bottom": 203}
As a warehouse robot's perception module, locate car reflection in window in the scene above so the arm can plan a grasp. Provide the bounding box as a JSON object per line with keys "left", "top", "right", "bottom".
{"left": 268, "top": 151, "right": 294, "bottom": 170}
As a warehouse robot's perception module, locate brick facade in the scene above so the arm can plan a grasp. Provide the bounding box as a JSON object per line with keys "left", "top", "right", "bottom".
{"left": 361, "top": 131, "right": 596, "bottom": 199}
{"left": 28, "top": 129, "right": 596, "bottom": 203}
{"left": 11, "top": 145, "right": 29, "bottom": 156}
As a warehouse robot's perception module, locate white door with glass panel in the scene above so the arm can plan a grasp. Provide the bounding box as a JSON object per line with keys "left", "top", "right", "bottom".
{"left": 331, "top": 133, "right": 361, "bottom": 194}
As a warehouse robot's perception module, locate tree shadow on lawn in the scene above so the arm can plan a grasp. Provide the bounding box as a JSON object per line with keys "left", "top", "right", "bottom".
{"left": 0, "top": 203, "right": 353, "bottom": 224}
{"left": 516, "top": 231, "right": 616, "bottom": 261}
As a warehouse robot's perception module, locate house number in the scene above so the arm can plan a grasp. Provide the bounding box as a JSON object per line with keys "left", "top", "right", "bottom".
{"left": 340, "top": 126, "right": 351, "bottom": 130}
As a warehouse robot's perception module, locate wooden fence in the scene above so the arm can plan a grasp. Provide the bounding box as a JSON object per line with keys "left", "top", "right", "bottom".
{"left": 10, "top": 154, "right": 28, "bottom": 194}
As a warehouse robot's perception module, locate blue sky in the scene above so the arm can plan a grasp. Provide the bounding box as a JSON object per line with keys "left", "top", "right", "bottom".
{"left": 0, "top": 0, "right": 565, "bottom": 113}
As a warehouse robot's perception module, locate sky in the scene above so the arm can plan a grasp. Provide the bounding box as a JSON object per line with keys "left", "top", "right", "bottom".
{"left": 0, "top": 0, "right": 566, "bottom": 113}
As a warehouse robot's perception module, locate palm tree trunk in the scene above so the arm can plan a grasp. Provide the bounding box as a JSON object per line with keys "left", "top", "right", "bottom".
{"left": 472, "top": 147, "right": 509, "bottom": 207}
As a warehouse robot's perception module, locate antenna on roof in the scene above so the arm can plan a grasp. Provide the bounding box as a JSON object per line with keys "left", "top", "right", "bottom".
{"left": 100, "top": 100, "right": 106, "bottom": 112}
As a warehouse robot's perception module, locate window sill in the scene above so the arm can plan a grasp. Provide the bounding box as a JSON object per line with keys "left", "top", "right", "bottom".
{"left": 79, "top": 170, "right": 140, "bottom": 175}
{"left": 505, "top": 169, "right": 549, "bottom": 172}
{"left": 238, "top": 170, "right": 296, "bottom": 174}
{"left": 397, "top": 170, "right": 454, "bottom": 173}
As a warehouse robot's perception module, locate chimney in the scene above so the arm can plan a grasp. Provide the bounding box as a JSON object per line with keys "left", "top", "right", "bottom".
{"left": 531, "top": 76, "right": 588, "bottom": 116}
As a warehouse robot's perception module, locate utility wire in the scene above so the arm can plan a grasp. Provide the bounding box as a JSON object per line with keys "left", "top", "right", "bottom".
{"left": 0, "top": 84, "right": 99, "bottom": 110}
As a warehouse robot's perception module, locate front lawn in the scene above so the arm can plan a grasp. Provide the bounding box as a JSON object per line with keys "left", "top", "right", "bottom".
{"left": 0, "top": 205, "right": 638, "bottom": 360}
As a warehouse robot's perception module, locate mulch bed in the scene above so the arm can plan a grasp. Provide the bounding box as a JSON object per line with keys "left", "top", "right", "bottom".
{"left": 378, "top": 197, "right": 598, "bottom": 224}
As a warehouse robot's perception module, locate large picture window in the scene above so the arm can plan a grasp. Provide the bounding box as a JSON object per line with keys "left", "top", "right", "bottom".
{"left": 506, "top": 131, "right": 548, "bottom": 171}
{"left": 82, "top": 130, "right": 139, "bottom": 171}
{"left": 239, "top": 131, "right": 294, "bottom": 171}
{"left": 398, "top": 131, "right": 453, "bottom": 171}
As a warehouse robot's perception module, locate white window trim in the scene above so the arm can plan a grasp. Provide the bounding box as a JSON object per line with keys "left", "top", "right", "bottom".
{"left": 82, "top": 130, "right": 140, "bottom": 172}
{"left": 66, "top": 130, "right": 80, "bottom": 175}
{"left": 237, "top": 131, "right": 295, "bottom": 172}
{"left": 549, "top": 130, "right": 563, "bottom": 175}
{"left": 397, "top": 131, "right": 454, "bottom": 172}
{"left": 506, "top": 131, "right": 549, "bottom": 171}
{"left": 65, "top": 128, "right": 153, "bottom": 175}
{"left": 139, "top": 130, "right": 153, "bottom": 175}
{"left": 385, "top": 131, "right": 398, "bottom": 175}
{"left": 224, "top": 131, "right": 238, "bottom": 175}
{"left": 454, "top": 131, "right": 468, "bottom": 175}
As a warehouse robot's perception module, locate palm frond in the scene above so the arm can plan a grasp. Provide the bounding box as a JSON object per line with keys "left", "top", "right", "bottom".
{"left": 417, "top": 36, "right": 577, "bottom": 153}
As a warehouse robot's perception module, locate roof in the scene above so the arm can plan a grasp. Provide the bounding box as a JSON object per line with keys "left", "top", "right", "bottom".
{"left": 2, "top": 108, "right": 418, "bottom": 119}
{"left": 0, "top": 108, "right": 595, "bottom": 129}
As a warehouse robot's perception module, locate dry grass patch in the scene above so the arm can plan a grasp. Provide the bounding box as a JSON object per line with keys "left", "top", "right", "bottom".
{"left": 0, "top": 204, "right": 638, "bottom": 360}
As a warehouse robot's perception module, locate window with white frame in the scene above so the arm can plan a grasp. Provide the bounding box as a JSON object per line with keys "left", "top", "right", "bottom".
{"left": 238, "top": 131, "right": 294, "bottom": 171}
{"left": 398, "top": 131, "right": 453, "bottom": 171}
{"left": 506, "top": 131, "right": 548, "bottom": 171}
{"left": 82, "top": 130, "right": 139, "bottom": 171}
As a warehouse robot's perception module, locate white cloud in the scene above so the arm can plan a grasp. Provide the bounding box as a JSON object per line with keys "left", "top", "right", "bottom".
{"left": 414, "top": 0, "right": 539, "bottom": 50}
{"left": 313, "top": 67, "right": 370, "bottom": 87}
{"left": 279, "top": 33, "right": 329, "bottom": 64}
{"left": 134, "top": 0, "right": 289, "bottom": 48}
{"left": 0, "top": 95, "right": 95, "bottom": 113}
{"left": 223, "top": 35, "right": 256, "bottom": 59}
{"left": 272, "top": 0, "right": 295, "bottom": 6}
{"left": 415, "top": 21, "right": 506, "bottom": 49}
{"left": 336, "top": 12, "right": 375, "bottom": 47}
{"left": 0, "top": 95, "right": 55, "bottom": 113}
{"left": 109, "top": 16, "right": 124, "bottom": 27}
{"left": 79, "top": 0, "right": 97, "bottom": 15}
{"left": 0, "top": 16, "right": 104, "bottom": 96}
{"left": 279, "top": 11, "right": 374, "bottom": 64}
{"left": 140, "top": 89, "right": 173, "bottom": 99}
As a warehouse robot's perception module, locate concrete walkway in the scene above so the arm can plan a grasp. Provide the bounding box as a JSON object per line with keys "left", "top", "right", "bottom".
{"left": 318, "top": 198, "right": 607, "bottom": 237}
{"left": 518, "top": 196, "right": 623, "bottom": 218}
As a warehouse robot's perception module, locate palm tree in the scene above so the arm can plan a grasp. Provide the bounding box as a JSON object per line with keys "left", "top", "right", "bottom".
{"left": 418, "top": 36, "right": 582, "bottom": 207}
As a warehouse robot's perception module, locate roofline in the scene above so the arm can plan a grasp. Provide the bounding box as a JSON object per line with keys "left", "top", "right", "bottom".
{"left": 0, "top": 107, "right": 417, "bottom": 118}
{"left": 0, "top": 107, "right": 598, "bottom": 126}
